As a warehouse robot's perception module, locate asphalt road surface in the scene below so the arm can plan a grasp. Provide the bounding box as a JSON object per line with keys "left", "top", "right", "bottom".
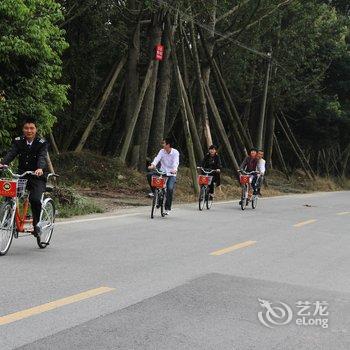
{"left": 0, "top": 191, "right": 349, "bottom": 349}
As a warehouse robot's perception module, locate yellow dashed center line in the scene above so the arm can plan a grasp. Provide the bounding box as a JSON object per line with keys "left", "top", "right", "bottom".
{"left": 0, "top": 287, "right": 115, "bottom": 326}
{"left": 337, "top": 212, "right": 350, "bottom": 216}
{"left": 293, "top": 219, "right": 317, "bottom": 228}
{"left": 210, "top": 240, "right": 257, "bottom": 256}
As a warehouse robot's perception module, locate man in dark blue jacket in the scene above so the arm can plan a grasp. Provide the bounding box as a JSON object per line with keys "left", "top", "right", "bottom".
{"left": 0, "top": 118, "right": 48, "bottom": 236}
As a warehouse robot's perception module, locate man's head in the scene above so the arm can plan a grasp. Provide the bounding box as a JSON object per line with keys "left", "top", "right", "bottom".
{"left": 249, "top": 147, "right": 258, "bottom": 158}
{"left": 257, "top": 149, "right": 264, "bottom": 159}
{"left": 208, "top": 145, "right": 217, "bottom": 156}
{"left": 162, "top": 137, "right": 173, "bottom": 153}
{"left": 23, "top": 117, "right": 37, "bottom": 140}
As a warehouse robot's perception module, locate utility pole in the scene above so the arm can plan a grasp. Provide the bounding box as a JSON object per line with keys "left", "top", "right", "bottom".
{"left": 257, "top": 52, "right": 272, "bottom": 149}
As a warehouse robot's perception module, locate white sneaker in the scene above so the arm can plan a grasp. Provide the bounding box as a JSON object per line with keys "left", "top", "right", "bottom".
{"left": 164, "top": 210, "right": 169, "bottom": 215}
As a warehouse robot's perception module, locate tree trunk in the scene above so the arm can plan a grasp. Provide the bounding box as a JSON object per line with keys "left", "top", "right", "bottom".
{"left": 49, "top": 133, "right": 60, "bottom": 155}
{"left": 169, "top": 22, "right": 199, "bottom": 195}
{"left": 273, "top": 134, "right": 290, "bottom": 179}
{"left": 119, "top": 60, "right": 155, "bottom": 163}
{"left": 177, "top": 67, "right": 204, "bottom": 161}
{"left": 256, "top": 54, "right": 272, "bottom": 149}
{"left": 149, "top": 14, "right": 174, "bottom": 157}
{"left": 136, "top": 16, "right": 163, "bottom": 170}
{"left": 264, "top": 102, "right": 276, "bottom": 168}
{"left": 200, "top": 0, "right": 217, "bottom": 86}
{"left": 190, "top": 19, "right": 212, "bottom": 147}
{"left": 176, "top": 65, "right": 200, "bottom": 195}
{"left": 75, "top": 55, "right": 126, "bottom": 152}
{"left": 125, "top": 6, "right": 140, "bottom": 130}
{"left": 204, "top": 83, "right": 240, "bottom": 179}
{"left": 103, "top": 78, "right": 126, "bottom": 155}
{"left": 276, "top": 116, "right": 314, "bottom": 180}
{"left": 341, "top": 143, "right": 350, "bottom": 178}
{"left": 280, "top": 114, "right": 316, "bottom": 178}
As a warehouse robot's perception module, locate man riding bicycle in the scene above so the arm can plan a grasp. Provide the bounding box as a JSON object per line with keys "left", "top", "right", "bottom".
{"left": 200, "top": 145, "right": 221, "bottom": 198}
{"left": 147, "top": 138, "right": 179, "bottom": 215}
{"left": 256, "top": 149, "right": 266, "bottom": 196}
{"left": 0, "top": 118, "right": 48, "bottom": 237}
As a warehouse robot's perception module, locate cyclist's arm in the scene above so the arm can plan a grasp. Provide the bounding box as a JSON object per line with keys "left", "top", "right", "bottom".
{"left": 239, "top": 156, "right": 248, "bottom": 171}
{"left": 258, "top": 159, "right": 266, "bottom": 175}
{"left": 37, "top": 140, "right": 48, "bottom": 170}
{"left": 216, "top": 155, "right": 222, "bottom": 170}
{"left": 171, "top": 150, "right": 179, "bottom": 174}
{"left": 201, "top": 154, "right": 208, "bottom": 168}
{"left": 1, "top": 141, "right": 19, "bottom": 166}
{"left": 150, "top": 150, "right": 162, "bottom": 169}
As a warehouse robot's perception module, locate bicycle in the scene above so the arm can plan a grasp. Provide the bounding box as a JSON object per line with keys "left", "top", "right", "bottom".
{"left": 238, "top": 170, "right": 260, "bottom": 211}
{"left": 150, "top": 169, "right": 168, "bottom": 219}
{"left": 0, "top": 167, "right": 58, "bottom": 256}
{"left": 197, "top": 167, "right": 216, "bottom": 211}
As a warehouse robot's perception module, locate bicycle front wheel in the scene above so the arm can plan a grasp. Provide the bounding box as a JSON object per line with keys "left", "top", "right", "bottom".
{"left": 198, "top": 186, "right": 206, "bottom": 211}
{"left": 240, "top": 186, "right": 248, "bottom": 211}
{"left": 0, "top": 202, "right": 15, "bottom": 256}
{"left": 252, "top": 195, "right": 258, "bottom": 209}
{"left": 206, "top": 188, "right": 213, "bottom": 210}
{"left": 151, "top": 191, "right": 158, "bottom": 219}
{"left": 37, "top": 199, "right": 55, "bottom": 249}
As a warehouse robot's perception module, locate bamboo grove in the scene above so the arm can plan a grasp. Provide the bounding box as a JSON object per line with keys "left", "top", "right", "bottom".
{"left": 1, "top": 0, "right": 349, "bottom": 191}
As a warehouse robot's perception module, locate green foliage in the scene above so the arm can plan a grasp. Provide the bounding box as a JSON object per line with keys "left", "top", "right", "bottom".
{"left": 0, "top": 0, "right": 68, "bottom": 146}
{"left": 52, "top": 185, "right": 103, "bottom": 217}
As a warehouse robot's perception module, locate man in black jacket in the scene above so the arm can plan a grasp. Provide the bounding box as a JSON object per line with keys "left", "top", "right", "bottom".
{"left": 201, "top": 145, "right": 222, "bottom": 196}
{"left": 0, "top": 118, "right": 48, "bottom": 236}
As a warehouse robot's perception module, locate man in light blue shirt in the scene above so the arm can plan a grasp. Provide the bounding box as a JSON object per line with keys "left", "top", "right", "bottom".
{"left": 147, "top": 138, "right": 179, "bottom": 214}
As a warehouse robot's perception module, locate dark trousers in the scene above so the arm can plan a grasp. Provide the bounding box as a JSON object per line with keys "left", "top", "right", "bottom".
{"left": 208, "top": 173, "right": 221, "bottom": 194}
{"left": 251, "top": 175, "right": 263, "bottom": 194}
{"left": 26, "top": 177, "right": 46, "bottom": 227}
{"left": 147, "top": 172, "right": 176, "bottom": 210}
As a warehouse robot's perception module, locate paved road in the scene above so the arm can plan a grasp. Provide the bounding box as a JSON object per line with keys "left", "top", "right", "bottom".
{"left": 0, "top": 191, "right": 349, "bottom": 349}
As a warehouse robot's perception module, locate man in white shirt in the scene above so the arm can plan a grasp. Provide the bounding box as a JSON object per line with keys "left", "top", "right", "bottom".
{"left": 256, "top": 149, "right": 266, "bottom": 196}
{"left": 147, "top": 138, "right": 179, "bottom": 214}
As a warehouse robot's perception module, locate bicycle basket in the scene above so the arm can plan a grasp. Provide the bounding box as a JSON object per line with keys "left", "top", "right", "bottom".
{"left": 151, "top": 176, "right": 167, "bottom": 189}
{"left": 0, "top": 180, "right": 17, "bottom": 197}
{"left": 198, "top": 175, "right": 213, "bottom": 186}
{"left": 239, "top": 175, "right": 250, "bottom": 185}
{"left": 16, "top": 179, "right": 28, "bottom": 197}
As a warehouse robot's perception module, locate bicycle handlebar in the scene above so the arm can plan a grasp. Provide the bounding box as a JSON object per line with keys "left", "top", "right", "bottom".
{"left": 197, "top": 167, "right": 218, "bottom": 174}
{"left": 0, "top": 166, "right": 59, "bottom": 179}
{"left": 154, "top": 168, "right": 167, "bottom": 176}
{"left": 238, "top": 169, "right": 260, "bottom": 175}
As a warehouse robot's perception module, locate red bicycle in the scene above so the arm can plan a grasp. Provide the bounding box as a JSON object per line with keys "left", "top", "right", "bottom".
{"left": 0, "top": 167, "right": 57, "bottom": 256}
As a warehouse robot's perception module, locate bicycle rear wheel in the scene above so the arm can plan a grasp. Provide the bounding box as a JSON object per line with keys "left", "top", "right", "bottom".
{"left": 151, "top": 191, "right": 158, "bottom": 219}
{"left": 240, "top": 186, "right": 248, "bottom": 211}
{"left": 0, "top": 202, "right": 15, "bottom": 256}
{"left": 198, "top": 186, "right": 206, "bottom": 211}
{"left": 37, "top": 199, "right": 55, "bottom": 249}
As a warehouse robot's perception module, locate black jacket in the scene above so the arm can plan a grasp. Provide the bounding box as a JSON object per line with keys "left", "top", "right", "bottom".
{"left": 2, "top": 136, "right": 48, "bottom": 173}
{"left": 201, "top": 153, "right": 222, "bottom": 170}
